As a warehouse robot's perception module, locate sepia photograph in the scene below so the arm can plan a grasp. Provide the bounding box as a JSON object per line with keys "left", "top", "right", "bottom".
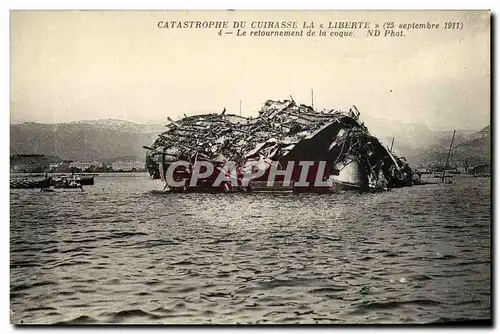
{"left": 9, "top": 9, "right": 491, "bottom": 325}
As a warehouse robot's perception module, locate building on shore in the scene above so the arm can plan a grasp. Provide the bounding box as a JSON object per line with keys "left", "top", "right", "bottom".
{"left": 111, "top": 160, "right": 145, "bottom": 172}
{"left": 69, "top": 161, "right": 103, "bottom": 170}
{"left": 10, "top": 154, "right": 59, "bottom": 173}
{"left": 50, "top": 160, "right": 73, "bottom": 173}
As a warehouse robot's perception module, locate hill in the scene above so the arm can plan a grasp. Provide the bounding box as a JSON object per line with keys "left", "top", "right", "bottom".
{"left": 10, "top": 117, "right": 489, "bottom": 168}
{"left": 418, "top": 126, "right": 490, "bottom": 168}
{"left": 10, "top": 119, "right": 165, "bottom": 161}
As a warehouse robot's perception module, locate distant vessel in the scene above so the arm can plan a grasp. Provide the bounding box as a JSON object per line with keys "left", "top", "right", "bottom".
{"left": 79, "top": 175, "right": 95, "bottom": 185}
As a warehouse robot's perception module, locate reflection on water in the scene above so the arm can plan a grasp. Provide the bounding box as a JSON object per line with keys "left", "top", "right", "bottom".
{"left": 10, "top": 173, "right": 491, "bottom": 324}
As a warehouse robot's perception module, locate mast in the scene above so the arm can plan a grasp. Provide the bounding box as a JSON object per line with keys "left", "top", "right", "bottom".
{"left": 311, "top": 89, "right": 314, "bottom": 109}
{"left": 441, "top": 129, "right": 456, "bottom": 183}
{"left": 239, "top": 100, "right": 242, "bottom": 117}
{"left": 389, "top": 137, "right": 395, "bottom": 152}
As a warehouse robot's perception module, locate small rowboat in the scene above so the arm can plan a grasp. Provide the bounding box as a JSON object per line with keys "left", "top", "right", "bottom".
{"left": 10, "top": 178, "right": 51, "bottom": 189}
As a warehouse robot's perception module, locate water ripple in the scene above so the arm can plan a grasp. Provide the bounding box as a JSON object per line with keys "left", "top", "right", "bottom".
{"left": 10, "top": 174, "right": 491, "bottom": 324}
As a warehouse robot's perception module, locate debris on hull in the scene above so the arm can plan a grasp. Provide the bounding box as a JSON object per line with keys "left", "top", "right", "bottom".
{"left": 145, "top": 99, "right": 416, "bottom": 192}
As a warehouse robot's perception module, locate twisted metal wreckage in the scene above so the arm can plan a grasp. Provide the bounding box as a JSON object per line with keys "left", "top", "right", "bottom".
{"left": 144, "top": 99, "right": 416, "bottom": 192}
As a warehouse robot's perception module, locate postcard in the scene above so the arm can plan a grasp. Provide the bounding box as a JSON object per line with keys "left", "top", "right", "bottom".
{"left": 10, "top": 10, "right": 491, "bottom": 325}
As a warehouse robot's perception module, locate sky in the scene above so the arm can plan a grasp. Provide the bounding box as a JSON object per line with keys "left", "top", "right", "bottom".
{"left": 10, "top": 10, "right": 490, "bottom": 130}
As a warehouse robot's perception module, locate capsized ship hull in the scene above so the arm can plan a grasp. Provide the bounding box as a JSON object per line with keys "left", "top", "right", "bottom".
{"left": 144, "top": 99, "right": 415, "bottom": 192}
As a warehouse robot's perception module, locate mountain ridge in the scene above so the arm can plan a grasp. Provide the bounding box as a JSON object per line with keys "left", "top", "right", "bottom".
{"left": 10, "top": 118, "right": 489, "bottom": 166}
{"left": 10, "top": 119, "right": 165, "bottom": 161}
